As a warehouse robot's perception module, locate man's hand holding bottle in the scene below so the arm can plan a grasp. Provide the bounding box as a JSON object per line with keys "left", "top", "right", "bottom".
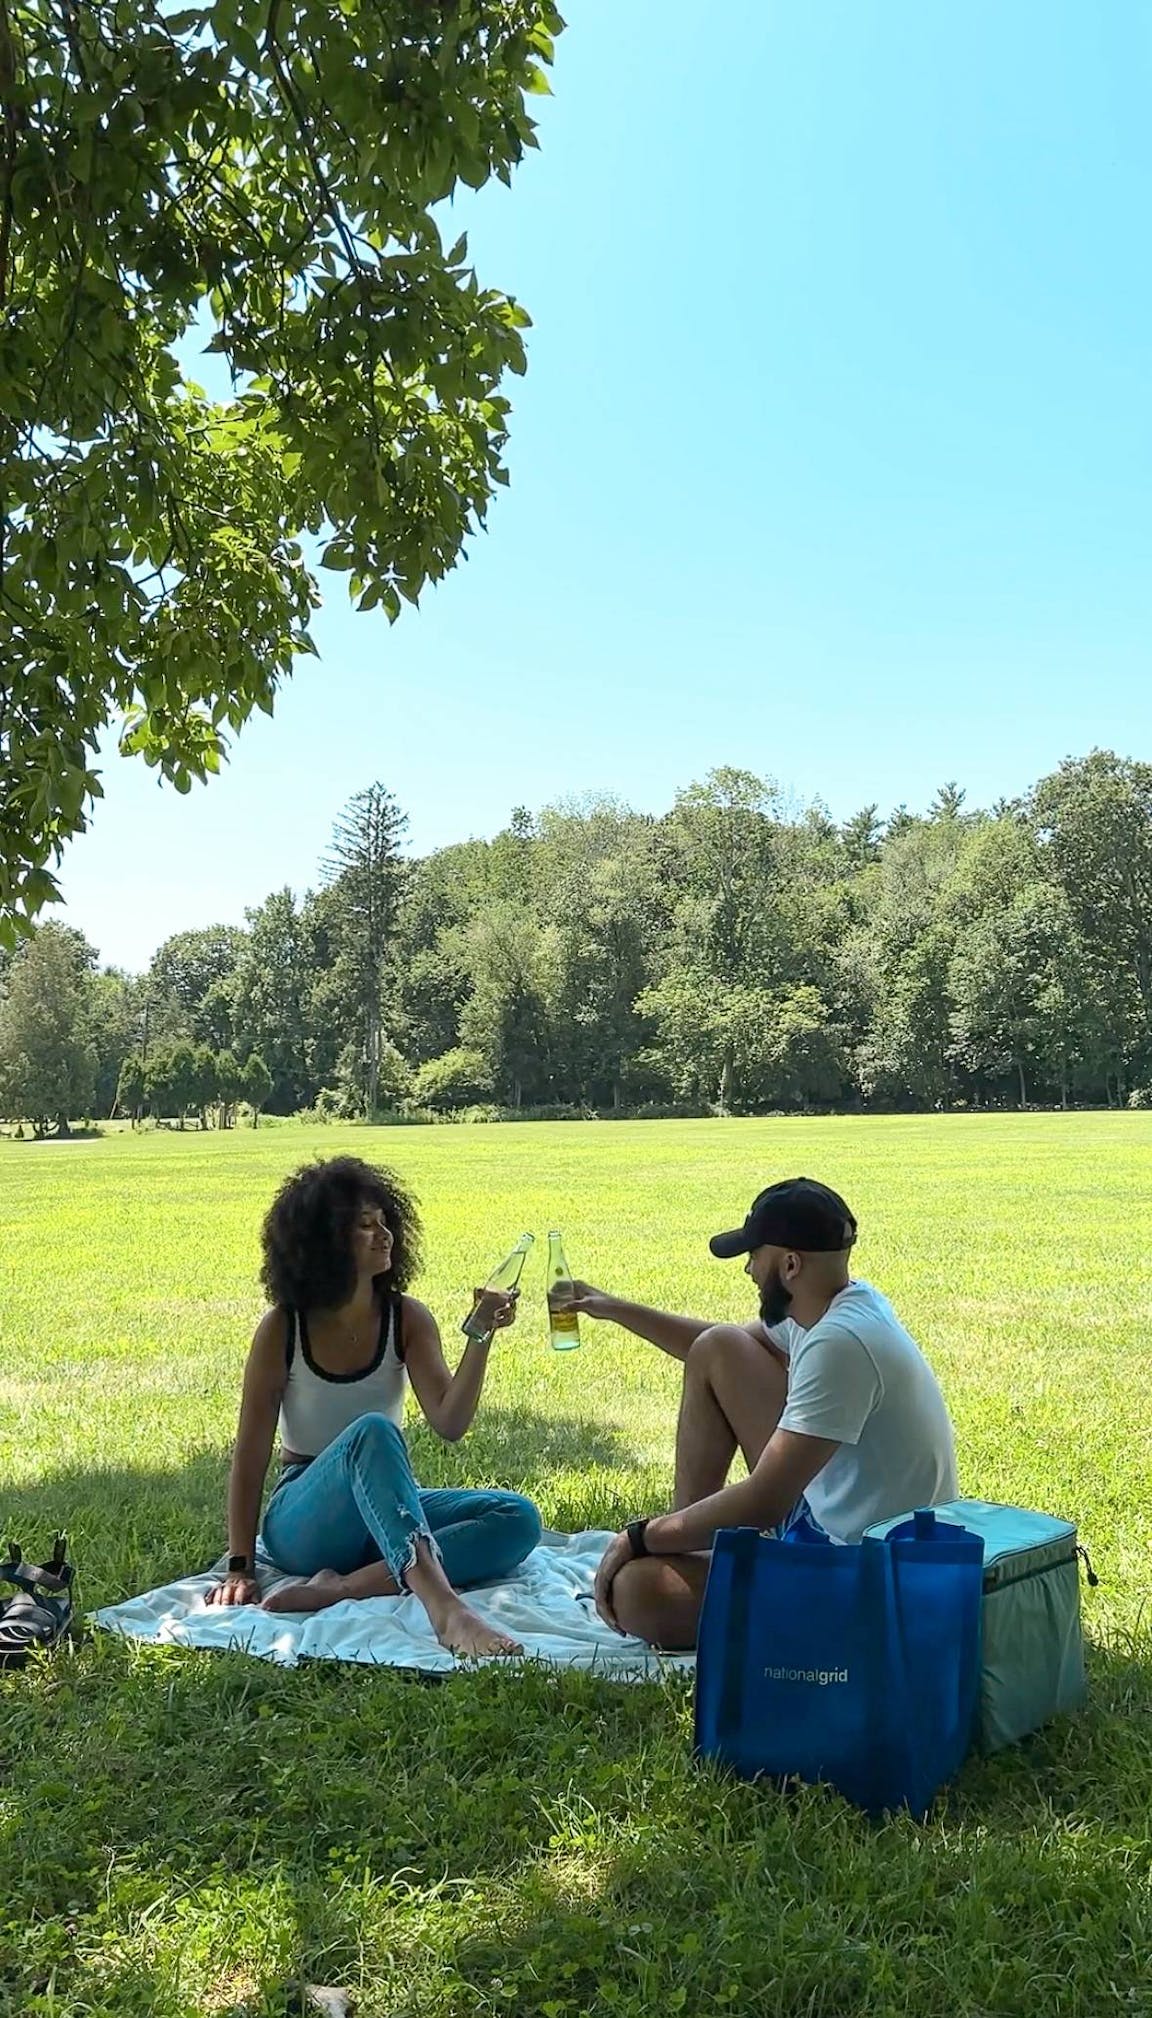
{"left": 548, "top": 1279, "right": 615, "bottom": 1321}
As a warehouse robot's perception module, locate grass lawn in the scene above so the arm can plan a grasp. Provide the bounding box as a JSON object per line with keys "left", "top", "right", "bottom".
{"left": 1, "top": 1114, "right": 1150, "bottom": 2017}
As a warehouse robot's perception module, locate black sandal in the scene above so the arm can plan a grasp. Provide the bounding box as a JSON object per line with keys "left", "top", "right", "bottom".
{"left": 0, "top": 1535, "right": 76, "bottom": 1668}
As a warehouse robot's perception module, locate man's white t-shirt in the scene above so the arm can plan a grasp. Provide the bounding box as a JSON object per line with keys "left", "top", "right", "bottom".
{"left": 769, "top": 1280, "right": 958, "bottom": 1544}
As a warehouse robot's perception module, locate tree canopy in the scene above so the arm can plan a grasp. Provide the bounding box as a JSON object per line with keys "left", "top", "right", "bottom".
{"left": 0, "top": 0, "right": 563, "bottom": 936}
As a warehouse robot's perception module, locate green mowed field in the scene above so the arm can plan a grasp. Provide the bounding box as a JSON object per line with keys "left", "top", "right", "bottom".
{"left": 1, "top": 1115, "right": 1150, "bottom": 2016}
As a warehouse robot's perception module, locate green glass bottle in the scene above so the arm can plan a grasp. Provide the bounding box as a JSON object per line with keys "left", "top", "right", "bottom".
{"left": 462, "top": 1233, "right": 533, "bottom": 1343}
{"left": 547, "top": 1231, "right": 581, "bottom": 1351}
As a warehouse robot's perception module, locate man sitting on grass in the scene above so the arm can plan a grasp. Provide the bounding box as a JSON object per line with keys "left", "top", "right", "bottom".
{"left": 555, "top": 1178, "right": 958, "bottom": 1650}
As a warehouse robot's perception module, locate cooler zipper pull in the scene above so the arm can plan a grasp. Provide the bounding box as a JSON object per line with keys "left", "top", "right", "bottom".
{"left": 1077, "top": 1544, "right": 1099, "bottom": 1588}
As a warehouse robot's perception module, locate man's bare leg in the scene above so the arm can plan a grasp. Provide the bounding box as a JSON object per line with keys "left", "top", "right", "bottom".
{"left": 613, "top": 1325, "right": 788, "bottom": 1649}
{"left": 610, "top": 1555, "right": 712, "bottom": 1651}
{"left": 673, "top": 1323, "right": 788, "bottom": 1507}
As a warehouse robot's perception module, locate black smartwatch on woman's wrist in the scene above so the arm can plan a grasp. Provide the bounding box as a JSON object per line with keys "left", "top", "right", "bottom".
{"left": 626, "top": 1519, "right": 652, "bottom": 1559}
{"left": 227, "top": 1554, "right": 250, "bottom": 1574}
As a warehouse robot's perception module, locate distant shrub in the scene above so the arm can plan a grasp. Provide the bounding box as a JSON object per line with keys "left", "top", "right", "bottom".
{"left": 296, "top": 1088, "right": 344, "bottom": 1124}
{"left": 411, "top": 1047, "right": 493, "bottom": 1111}
{"left": 608, "top": 1101, "right": 709, "bottom": 1121}
{"left": 403, "top": 1098, "right": 712, "bottom": 1125}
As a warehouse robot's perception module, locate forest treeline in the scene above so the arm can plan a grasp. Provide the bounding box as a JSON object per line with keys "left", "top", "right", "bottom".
{"left": 3, "top": 750, "right": 1151, "bottom": 1132}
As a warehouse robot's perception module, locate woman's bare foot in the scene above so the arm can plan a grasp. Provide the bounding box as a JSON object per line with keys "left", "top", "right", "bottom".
{"left": 261, "top": 1569, "right": 349, "bottom": 1614}
{"left": 434, "top": 1598, "right": 522, "bottom": 1660}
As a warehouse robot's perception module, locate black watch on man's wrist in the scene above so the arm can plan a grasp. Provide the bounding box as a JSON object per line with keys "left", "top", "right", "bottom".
{"left": 227, "top": 1554, "right": 250, "bottom": 1575}
{"left": 626, "top": 1519, "right": 652, "bottom": 1560}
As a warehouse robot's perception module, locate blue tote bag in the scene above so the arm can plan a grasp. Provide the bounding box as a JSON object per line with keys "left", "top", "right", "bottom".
{"left": 694, "top": 1509, "right": 984, "bottom": 1818}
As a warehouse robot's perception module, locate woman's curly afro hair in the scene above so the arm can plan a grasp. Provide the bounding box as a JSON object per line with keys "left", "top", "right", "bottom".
{"left": 260, "top": 1156, "right": 423, "bottom": 1310}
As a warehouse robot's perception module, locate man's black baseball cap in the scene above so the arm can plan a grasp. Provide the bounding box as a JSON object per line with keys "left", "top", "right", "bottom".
{"left": 709, "top": 1178, "right": 857, "bottom": 1258}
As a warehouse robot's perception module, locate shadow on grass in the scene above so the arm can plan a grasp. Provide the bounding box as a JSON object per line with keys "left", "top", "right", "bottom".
{"left": 3, "top": 1439, "right": 1149, "bottom": 2015}
{"left": 1, "top": 1629, "right": 1149, "bottom": 2017}
{"left": 409, "top": 1402, "right": 662, "bottom": 1531}
{"left": 0, "top": 1403, "right": 649, "bottom": 1607}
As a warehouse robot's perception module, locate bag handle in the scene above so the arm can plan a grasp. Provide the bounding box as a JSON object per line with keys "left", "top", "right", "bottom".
{"left": 716, "top": 1531, "right": 757, "bottom": 1747}
{"left": 879, "top": 1509, "right": 984, "bottom": 1806}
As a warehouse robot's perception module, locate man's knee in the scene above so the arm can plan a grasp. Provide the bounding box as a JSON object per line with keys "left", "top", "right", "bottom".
{"left": 611, "top": 1557, "right": 702, "bottom": 1652}
{"left": 688, "top": 1322, "right": 777, "bottom": 1380}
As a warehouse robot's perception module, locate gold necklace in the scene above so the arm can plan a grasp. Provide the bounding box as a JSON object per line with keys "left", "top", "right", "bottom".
{"left": 336, "top": 1307, "right": 373, "bottom": 1351}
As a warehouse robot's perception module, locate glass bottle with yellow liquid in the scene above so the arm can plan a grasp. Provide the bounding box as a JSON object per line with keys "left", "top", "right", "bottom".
{"left": 462, "top": 1233, "right": 533, "bottom": 1343}
{"left": 546, "top": 1231, "right": 581, "bottom": 1351}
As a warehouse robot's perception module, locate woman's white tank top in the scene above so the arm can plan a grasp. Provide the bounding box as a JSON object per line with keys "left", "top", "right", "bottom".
{"left": 278, "top": 1297, "right": 408, "bottom": 1459}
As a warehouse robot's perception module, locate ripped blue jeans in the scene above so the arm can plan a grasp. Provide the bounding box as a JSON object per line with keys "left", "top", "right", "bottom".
{"left": 260, "top": 1413, "right": 542, "bottom": 1591}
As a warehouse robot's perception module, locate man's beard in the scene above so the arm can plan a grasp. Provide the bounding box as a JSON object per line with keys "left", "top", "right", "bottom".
{"left": 759, "top": 1264, "right": 793, "bottom": 1327}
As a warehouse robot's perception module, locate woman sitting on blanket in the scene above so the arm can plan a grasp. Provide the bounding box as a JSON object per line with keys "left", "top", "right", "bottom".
{"left": 207, "top": 1156, "right": 542, "bottom": 1657}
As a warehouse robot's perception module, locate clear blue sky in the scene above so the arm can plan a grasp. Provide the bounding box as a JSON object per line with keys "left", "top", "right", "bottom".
{"left": 60, "top": 0, "right": 1152, "bottom": 971}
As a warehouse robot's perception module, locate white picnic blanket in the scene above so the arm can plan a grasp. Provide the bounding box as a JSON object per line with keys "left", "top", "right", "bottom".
{"left": 93, "top": 1530, "right": 696, "bottom": 1678}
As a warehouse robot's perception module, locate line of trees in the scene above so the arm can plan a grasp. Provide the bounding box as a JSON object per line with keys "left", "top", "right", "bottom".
{"left": 0, "top": 916, "right": 273, "bottom": 1135}
{"left": 115, "top": 1045, "right": 272, "bottom": 1133}
{"left": 2, "top": 750, "right": 1151, "bottom": 1133}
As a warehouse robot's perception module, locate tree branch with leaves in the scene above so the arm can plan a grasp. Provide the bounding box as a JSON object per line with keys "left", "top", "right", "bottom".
{"left": 0, "top": 0, "right": 563, "bottom": 939}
